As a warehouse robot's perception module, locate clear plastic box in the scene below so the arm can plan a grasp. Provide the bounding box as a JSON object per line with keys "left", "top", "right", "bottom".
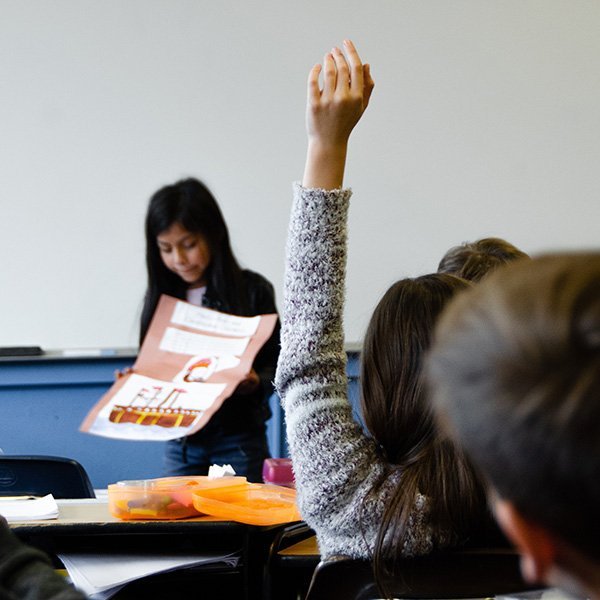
{"left": 108, "top": 476, "right": 247, "bottom": 520}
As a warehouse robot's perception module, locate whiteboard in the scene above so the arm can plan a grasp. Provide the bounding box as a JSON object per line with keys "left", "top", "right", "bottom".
{"left": 2, "top": 0, "right": 599, "bottom": 349}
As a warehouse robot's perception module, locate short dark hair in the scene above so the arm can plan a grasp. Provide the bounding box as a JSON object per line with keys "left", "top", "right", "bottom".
{"left": 426, "top": 252, "right": 600, "bottom": 560}
{"left": 437, "top": 237, "right": 528, "bottom": 282}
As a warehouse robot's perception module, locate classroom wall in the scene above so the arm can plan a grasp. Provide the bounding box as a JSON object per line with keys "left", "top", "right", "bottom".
{"left": 2, "top": 0, "right": 599, "bottom": 350}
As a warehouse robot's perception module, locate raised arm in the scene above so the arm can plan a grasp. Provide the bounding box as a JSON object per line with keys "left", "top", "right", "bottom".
{"left": 303, "top": 40, "right": 374, "bottom": 190}
{"left": 275, "top": 42, "right": 390, "bottom": 560}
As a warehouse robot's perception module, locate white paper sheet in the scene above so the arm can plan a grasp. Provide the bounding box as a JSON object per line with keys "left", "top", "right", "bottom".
{"left": 58, "top": 551, "right": 240, "bottom": 599}
{"left": 171, "top": 301, "right": 260, "bottom": 336}
{"left": 0, "top": 494, "right": 58, "bottom": 521}
{"left": 88, "top": 374, "right": 227, "bottom": 441}
{"left": 159, "top": 327, "right": 249, "bottom": 356}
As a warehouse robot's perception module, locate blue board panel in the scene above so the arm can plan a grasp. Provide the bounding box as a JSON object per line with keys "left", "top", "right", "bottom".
{"left": 0, "top": 351, "right": 360, "bottom": 488}
{"left": 0, "top": 354, "right": 291, "bottom": 487}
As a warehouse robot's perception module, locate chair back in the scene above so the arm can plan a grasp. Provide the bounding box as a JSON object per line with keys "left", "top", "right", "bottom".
{"left": 0, "top": 455, "right": 95, "bottom": 498}
{"left": 306, "top": 548, "right": 538, "bottom": 600}
{"left": 264, "top": 522, "right": 317, "bottom": 599}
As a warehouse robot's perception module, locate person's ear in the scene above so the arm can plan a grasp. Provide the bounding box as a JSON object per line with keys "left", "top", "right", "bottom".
{"left": 494, "top": 498, "right": 557, "bottom": 584}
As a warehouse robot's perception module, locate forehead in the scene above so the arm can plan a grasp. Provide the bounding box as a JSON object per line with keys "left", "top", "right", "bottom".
{"left": 156, "top": 222, "right": 196, "bottom": 244}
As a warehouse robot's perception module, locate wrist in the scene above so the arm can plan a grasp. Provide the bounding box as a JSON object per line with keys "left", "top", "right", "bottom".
{"left": 303, "top": 140, "right": 348, "bottom": 190}
{"left": 306, "top": 138, "right": 348, "bottom": 160}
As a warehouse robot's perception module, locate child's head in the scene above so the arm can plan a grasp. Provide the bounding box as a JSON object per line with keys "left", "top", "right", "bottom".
{"left": 360, "top": 273, "right": 489, "bottom": 579}
{"left": 140, "top": 178, "right": 244, "bottom": 342}
{"left": 145, "top": 178, "right": 231, "bottom": 289}
{"left": 426, "top": 253, "right": 600, "bottom": 595}
{"left": 438, "top": 237, "right": 528, "bottom": 282}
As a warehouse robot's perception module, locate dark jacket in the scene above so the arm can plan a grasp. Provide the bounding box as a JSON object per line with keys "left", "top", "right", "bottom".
{"left": 191, "top": 269, "right": 280, "bottom": 437}
{"left": 0, "top": 517, "right": 86, "bottom": 600}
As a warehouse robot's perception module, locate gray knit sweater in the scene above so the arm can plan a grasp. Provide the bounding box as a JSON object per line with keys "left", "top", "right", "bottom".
{"left": 275, "top": 183, "right": 435, "bottom": 560}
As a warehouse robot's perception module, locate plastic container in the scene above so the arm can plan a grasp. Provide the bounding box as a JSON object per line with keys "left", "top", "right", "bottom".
{"left": 108, "top": 476, "right": 247, "bottom": 520}
{"left": 262, "top": 458, "right": 295, "bottom": 488}
{"left": 192, "top": 482, "right": 301, "bottom": 526}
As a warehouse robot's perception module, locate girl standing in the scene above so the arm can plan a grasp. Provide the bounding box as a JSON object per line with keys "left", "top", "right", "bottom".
{"left": 142, "top": 178, "right": 280, "bottom": 482}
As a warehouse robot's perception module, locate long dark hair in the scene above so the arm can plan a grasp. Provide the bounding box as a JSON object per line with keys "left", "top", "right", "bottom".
{"left": 360, "top": 274, "right": 486, "bottom": 591}
{"left": 140, "top": 178, "right": 247, "bottom": 342}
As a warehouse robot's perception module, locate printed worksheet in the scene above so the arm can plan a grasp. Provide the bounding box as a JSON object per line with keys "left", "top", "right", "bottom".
{"left": 80, "top": 295, "right": 278, "bottom": 441}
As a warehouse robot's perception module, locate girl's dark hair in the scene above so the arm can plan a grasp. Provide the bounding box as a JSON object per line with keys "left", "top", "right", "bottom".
{"left": 360, "top": 273, "right": 486, "bottom": 591}
{"left": 140, "top": 178, "right": 247, "bottom": 343}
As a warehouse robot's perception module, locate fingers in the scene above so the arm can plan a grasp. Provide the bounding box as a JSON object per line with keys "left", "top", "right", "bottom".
{"left": 311, "top": 41, "right": 369, "bottom": 101}
{"left": 331, "top": 46, "right": 350, "bottom": 94}
{"left": 322, "top": 52, "right": 337, "bottom": 98}
{"left": 363, "top": 63, "right": 375, "bottom": 108}
{"left": 304, "top": 38, "right": 373, "bottom": 151}
{"left": 342, "top": 39, "right": 364, "bottom": 97}
{"left": 307, "top": 63, "right": 322, "bottom": 105}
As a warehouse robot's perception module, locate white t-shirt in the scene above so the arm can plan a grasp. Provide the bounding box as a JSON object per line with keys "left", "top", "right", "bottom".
{"left": 186, "top": 286, "right": 206, "bottom": 307}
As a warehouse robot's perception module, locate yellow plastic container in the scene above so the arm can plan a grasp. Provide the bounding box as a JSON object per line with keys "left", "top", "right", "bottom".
{"left": 108, "top": 476, "right": 247, "bottom": 520}
{"left": 192, "top": 483, "right": 301, "bottom": 526}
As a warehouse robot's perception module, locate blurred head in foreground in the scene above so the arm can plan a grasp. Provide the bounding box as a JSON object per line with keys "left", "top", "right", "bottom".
{"left": 426, "top": 252, "right": 600, "bottom": 599}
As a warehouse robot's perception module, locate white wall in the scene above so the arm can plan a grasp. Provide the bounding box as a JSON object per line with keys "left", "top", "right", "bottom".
{"left": 1, "top": 0, "right": 599, "bottom": 349}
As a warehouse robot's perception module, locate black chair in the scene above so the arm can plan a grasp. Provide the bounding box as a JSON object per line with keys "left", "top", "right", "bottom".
{"left": 305, "top": 547, "right": 539, "bottom": 600}
{"left": 0, "top": 455, "right": 95, "bottom": 499}
{"left": 263, "top": 521, "right": 318, "bottom": 600}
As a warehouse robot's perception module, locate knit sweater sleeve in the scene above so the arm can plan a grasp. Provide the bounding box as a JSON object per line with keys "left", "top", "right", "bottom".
{"left": 275, "top": 183, "right": 407, "bottom": 560}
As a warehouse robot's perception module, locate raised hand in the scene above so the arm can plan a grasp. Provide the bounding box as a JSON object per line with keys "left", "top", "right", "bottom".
{"left": 303, "top": 40, "right": 374, "bottom": 190}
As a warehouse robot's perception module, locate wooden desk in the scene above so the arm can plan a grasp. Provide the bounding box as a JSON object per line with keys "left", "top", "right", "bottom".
{"left": 10, "top": 500, "right": 286, "bottom": 600}
{"left": 10, "top": 499, "right": 240, "bottom": 530}
{"left": 278, "top": 534, "right": 319, "bottom": 558}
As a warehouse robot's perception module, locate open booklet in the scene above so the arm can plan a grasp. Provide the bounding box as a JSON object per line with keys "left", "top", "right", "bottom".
{"left": 58, "top": 551, "right": 240, "bottom": 599}
{"left": 80, "top": 295, "right": 277, "bottom": 442}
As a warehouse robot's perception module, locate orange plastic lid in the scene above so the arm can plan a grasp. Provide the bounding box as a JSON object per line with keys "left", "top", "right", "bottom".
{"left": 152, "top": 476, "right": 247, "bottom": 493}
{"left": 192, "top": 483, "right": 301, "bottom": 526}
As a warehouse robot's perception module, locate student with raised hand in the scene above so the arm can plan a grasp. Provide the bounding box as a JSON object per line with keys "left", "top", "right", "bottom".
{"left": 275, "top": 40, "right": 490, "bottom": 590}
{"left": 141, "top": 178, "right": 280, "bottom": 481}
{"left": 426, "top": 253, "right": 600, "bottom": 600}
